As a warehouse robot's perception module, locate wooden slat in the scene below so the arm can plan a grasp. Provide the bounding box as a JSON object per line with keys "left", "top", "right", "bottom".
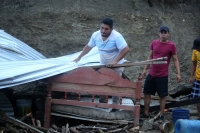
{"left": 146, "top": 97, "right": 200, "bottom": 112}
{"left": 50, "top": 67, "right": 137, "bottom": 88}
{"left": 90, "top": 57, "right": 167, "bottom": 68}
{"left": 52, "top": 82, "right": 136, "bottom": 97}
{"left": 51, "top": 113, "right": 132, "bottom": 124}
{"left": 52, "top": 99, "right": 138, "bottom": 111}
{"left": 141, "top": 94, "right": 177, "bottom": 101}
{"left": 91, "top": 61, "right": 167, "bottom": 68}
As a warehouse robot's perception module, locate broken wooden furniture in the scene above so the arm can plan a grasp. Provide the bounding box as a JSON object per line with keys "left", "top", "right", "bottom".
{"left": 44, "top": 67, "right": 142, "bottom": 128}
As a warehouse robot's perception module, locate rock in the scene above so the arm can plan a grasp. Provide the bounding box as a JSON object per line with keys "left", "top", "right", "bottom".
{"left": 168, "top": 84, "right": 192, "bottom": 98}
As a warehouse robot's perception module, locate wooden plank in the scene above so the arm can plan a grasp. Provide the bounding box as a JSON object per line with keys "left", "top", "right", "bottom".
{"left": 91, "top": 61, "right": 167, "bottom": 68}
{"left": 52, "top": 99, "right": 138, "bottom": 110}
{"left": 50, "top": 67, "right": 137, "bottom": 88}
{"left": 51, "top": 113, "right": 132, "bottom": 124}
{"left": 141, "top": 97, "right": 200, "bottom": 112}
{"left": 52, "top": 82, "right": 136, "bottom": 97}
{"left": 141, "top": 94, "right": 177, "bottom": 102}
{"left": 90, "top": 57, "right": 167, "bottom": 68}
{"left": 44, "top": 97, "right": 52, "bottom": 128}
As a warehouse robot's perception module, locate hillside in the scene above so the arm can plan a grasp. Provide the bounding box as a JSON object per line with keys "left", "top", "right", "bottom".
{"left": 0, "top": 0, "right": 200, "bottom": 90}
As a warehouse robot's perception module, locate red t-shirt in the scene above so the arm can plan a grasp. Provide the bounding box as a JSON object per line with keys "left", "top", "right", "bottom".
{"left": 149, "top": 39, "right": 177, "bottom": 77}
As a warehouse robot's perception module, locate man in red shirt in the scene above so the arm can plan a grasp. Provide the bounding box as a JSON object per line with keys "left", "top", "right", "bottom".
{"left": 141, "top": 26, "right": 181, "bottom": 122}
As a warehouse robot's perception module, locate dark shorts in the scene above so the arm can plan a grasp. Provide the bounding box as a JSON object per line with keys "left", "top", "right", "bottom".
{"left": 143, "top": 74, "right": 168, "bottom": 97}
{"left": 191, "top": 80, "right": 200, "bottom": 98}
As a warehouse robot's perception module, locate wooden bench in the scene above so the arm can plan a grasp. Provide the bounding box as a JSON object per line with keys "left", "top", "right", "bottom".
{"left": 44, "top": 67, "right": 142, "bottom": 128}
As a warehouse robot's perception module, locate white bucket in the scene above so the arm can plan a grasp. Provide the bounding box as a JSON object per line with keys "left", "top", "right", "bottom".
{"left": 159, "top": 121, "right": 174, "bottom": 133}
{"left": 16, "top": 99, "right": 32, "bottom": 118}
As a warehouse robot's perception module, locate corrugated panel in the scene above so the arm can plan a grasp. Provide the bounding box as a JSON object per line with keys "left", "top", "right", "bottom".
{"left": 0, "top": 30, "right": 46, "bottom": 60}
{"left": 0, "top": 30, "right": 101, "bottom": 89}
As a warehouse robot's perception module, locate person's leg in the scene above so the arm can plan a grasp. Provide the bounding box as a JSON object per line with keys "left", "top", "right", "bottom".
{"left": 112, "top": 67, "right": 124, "bottom": 104}
{"left": 141, "top": 74, "right": 156, "bottom": 117}
{"left": 112, "top": 96, "right": 120, "bottom": 104}
{"left": 191, "top": 79, "right": 200, "bottom": 119}
{"left": 99, "top": 95, "right": 107, "bottom": 103}
{"left": 197, "top": 103, "right": 200, "bottom": 118}
{"left": 156, "top": 76, "right": 168, "bottom": 122}
{"left": 159, "top": 96, "right": 166, "bottom": 116}
{"left": 144, "top": 94, "right": 151, "bottom": 115}
{"left": 99, "top": 67, "right": 124, "bottom": 104}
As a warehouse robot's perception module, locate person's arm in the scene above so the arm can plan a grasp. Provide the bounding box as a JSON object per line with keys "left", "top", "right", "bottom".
{"left": 107, "top": 46, "right": 129, "bottom": 67}
{"left": 189, "top": 61, "right": 197, "bottom": 83}
{"left": 172, "top": 54, "right": 181, "bottom": 82}
{"left": 142, "top": 50, "right": 153, "bottom": 77}
{"left": 73, "top": 44, "right": 92, "bottom": 62}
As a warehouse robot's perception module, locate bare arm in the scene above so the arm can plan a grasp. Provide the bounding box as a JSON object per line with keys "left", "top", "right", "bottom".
{"left": 142, "top": 50, "right": 153, "bottom": 77}
{"left": 73, "top": 44, "right": 92, "bottom": 62}
{"left": 107, "top": 46, "right": 129, "bottom": 67}
{"left": 172, "top": 54, "right": 181, "bottom": 82}
{"left": 189, "top": 61, "right": 197, "bottom": 83}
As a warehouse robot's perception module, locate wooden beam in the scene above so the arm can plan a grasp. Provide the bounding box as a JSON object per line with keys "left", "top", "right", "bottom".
{"left": 51, "top": 113, "right": 132, "bottom": 124}
{"left": 91, "top": 61, "right": 167, "bottom": 68}
{"left": 141, "top": 97, "right": 200, "bottom": 112}
{"left": 90, "top": 57, "right": 167, "bottom": 68}
{"left": 141, "top": 94, "right": 177, "bottom": 102}
{"left": 52, "top": 99, "right": 138, "bottom": 110}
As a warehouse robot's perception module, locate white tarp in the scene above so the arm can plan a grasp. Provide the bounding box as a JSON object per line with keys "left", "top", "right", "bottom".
{"left": 0, "top": 29, "right": 101, "bottom": 89}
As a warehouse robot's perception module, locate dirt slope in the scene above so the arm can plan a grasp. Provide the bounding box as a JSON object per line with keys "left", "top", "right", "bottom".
{"left": 0, "top": 0, "right": 200, "bottom": 90}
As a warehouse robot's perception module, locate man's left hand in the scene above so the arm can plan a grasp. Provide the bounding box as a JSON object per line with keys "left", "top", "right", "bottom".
{"left": 107, "top": 60, "right": 118, "bottom": 67}
{"left": 176, "top": 74, "right": 181, "bottom": 83}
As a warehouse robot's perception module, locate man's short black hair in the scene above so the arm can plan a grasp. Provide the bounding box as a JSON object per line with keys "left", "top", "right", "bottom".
{"left": 192, "top": 38, "right": 200, "bottom": 50}
{"left": 101, "top": 18, "right": 113, "bottom": 28}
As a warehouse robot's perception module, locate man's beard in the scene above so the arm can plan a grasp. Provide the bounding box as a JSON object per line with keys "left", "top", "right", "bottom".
{"left": 101, "top": 32, "right": 111, "bottom": 37}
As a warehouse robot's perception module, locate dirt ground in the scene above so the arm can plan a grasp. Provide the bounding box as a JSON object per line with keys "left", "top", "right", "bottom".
{"left": 1, "top": 0, "right": 200, "bottom": 132}
{"left": 0, "top": 0, "right": 200, "bottom": 89}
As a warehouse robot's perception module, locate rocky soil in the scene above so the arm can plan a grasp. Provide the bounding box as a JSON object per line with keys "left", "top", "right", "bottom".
{"left": 0, "top": 0, "right": 200, "bottom": 89}
{"left": 0, "top": 0, "right": 200, "bottom": 132}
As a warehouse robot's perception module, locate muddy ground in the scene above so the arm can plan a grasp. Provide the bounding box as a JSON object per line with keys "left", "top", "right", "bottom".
{"left": 0, "top": 0, "right": 200, "bottom": 132}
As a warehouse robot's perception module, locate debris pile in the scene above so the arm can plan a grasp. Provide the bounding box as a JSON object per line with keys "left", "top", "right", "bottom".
{"left": 0, "top": 110, "right": 141, "bottom": 133}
